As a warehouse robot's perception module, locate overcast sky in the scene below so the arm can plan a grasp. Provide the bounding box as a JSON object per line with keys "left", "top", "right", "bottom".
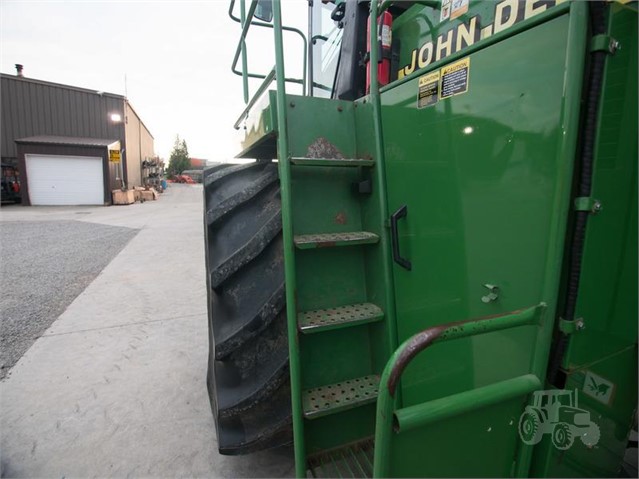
{"left": 0, "top": 0, "right": 308, "bottom": 162}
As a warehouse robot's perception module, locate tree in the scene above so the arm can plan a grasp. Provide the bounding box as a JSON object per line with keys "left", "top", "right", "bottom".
{"left": 167, "top": 135, "right": 191, "bottom": 176}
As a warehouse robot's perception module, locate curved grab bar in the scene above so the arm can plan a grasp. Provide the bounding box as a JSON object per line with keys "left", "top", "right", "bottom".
{"left": 373, "top": 303, "right": 546, "bottom": 477}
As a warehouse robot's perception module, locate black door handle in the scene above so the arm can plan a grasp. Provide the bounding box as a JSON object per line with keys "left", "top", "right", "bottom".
{"left": 390, "top": 204, "right": 411, "bottom": 271}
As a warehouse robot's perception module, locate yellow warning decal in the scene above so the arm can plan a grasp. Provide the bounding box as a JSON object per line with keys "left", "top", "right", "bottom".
{"left": 417, "top": 71, "right": 440, "bottom": 109}
{"left": 440, "top": 57, "right": 470, "bottom": 99}
{"left": 416, "top": 57, "right": 470, "bottom": 108}
{"left": 109, "top": 149, "right": 121, "bottom": 163}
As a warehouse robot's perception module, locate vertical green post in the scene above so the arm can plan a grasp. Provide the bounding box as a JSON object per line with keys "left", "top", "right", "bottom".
{"left": 369, "top": 0, "right": 399, "bottom": 375}
{"left": 272, "top": 1, "right": 306, "bottom": 477}
{"left": 239, "top": 0, "right": 249, "bottom": 103}
{"left": 515, "top": 2, "right": 588, "bottom": 476}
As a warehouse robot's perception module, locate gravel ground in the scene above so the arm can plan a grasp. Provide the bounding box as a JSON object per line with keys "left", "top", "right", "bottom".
{"left": 0, "top": 220, "right": 139, "bottom": 379}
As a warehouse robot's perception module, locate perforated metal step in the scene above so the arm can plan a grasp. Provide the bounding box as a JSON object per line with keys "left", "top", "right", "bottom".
{"left": 291, "top": 157, "right": 375, "bottom": 167}
{"left": 299, "top": 303, "right": 384, "bottom": 334}
{"left": 307, "top": 438, "right": 375, "bottom": 478}
{"left": 303, "top": 375, "right": 380, "bottom": 419}
{"left": 294, "top": 232, "right": 379, "bottom": 249}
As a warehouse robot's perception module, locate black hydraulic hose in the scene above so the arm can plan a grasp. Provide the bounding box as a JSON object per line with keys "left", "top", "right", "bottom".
{"left": 547, "top": 1, "right": 608, "bottom": 385}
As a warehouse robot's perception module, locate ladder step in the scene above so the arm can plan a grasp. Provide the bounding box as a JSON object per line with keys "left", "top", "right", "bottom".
{"left": 299, "top": 303, "right": 384, "bottom": 334}
{"left": 291, "top": 157, "right": 374, "bottom": 167}
{"left": 294, "top": 232, "right": 379, "bottom": 249}
{"left": 303, "top": 375, "right": 380, "bottom": 419}
{"left": 307, "top": 438, "right": 375, "bottom": 478}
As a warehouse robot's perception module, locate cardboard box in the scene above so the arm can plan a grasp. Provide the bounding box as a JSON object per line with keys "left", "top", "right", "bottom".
{"left": 140, "top": 190, "right": 156, "bottom": 202}
{"left": 112, "top": 189, "right": 135, "bottom": 205}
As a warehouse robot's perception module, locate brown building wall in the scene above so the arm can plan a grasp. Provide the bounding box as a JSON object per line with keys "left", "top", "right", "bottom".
{"left": 16, "top": 143, "right": 115, "bottom": 206}
{"left": 1, "top": 74, "right": 125, "bottom": 161}
{"left": 124, "top": 102, "right": 155, "bottom": 187}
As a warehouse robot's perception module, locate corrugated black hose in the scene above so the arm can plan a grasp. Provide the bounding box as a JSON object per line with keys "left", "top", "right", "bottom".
{"left": 547, "top": 1, "right": 608, "bottom": 385}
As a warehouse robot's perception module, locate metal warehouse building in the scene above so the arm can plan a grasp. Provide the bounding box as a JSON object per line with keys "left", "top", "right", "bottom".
{"left": 1, "top": 67, "right": 154, "bottom": 205}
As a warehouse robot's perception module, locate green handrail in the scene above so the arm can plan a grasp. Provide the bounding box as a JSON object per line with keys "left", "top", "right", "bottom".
{"left": 394, "top": 374, "right": 542, "bottom": 433}
{"left": 270, "top": 1, "right": 306, "bottom": 477}
{"left": 369, "top": 0, "right": 399, "bottom": 408}
{"left": 233, "top": 66, "right": 275, "bottom": 130}
{"left": 373, "top": 303, "right": 547, "bottom": 477}
{"left": 229, "top": 0, "right": 307, "bottom": 102}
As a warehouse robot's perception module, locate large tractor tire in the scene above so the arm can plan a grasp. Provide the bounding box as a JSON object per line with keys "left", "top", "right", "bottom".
{"left": 203, "top": 161, "right": 292, "bottom": 454}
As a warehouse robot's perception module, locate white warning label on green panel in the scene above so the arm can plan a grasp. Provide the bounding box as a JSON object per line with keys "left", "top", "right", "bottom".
{"left": 440, "top": 57, "right": 470, "bottom": 99}
{"left": 440, "top": 0, "right": 451, "bottom": 21}
{"left": 583, "top": 371, "right": 615, "bottom": 405}
{"left": 417, "top": 71, "right": 440, "bottom": 108}
{"left": 451, "top": 0, "right": 469, "bottom": 20}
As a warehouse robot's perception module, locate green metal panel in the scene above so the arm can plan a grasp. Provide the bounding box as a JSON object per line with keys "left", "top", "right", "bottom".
{"left": 562, "top": 2, "right": 638, "bottom": 370}
{"left": 532, "top": 4, "right": 638, "bottom": 477}
{"left": 379, "top": 6, "right": 588, "bottom": 475}
{"left": 272, "top": 77, "right": 397, "bottom": 468}
{"left": 229, "top": 1, "right": 635, "bottom": 477}
{"left": 236, "top": 90, "right": 277, "bottom": 159}
{"left": 384, "top": 12, "right": 574, "bottom": 404}
{"left": 532, "top": 347, "right": 638, "bottom": 477}
{"left": 373, "top": 304, "right": 545, "bottom": 477}
{"left": 390, "top": 398, "right": 529, "bottom": 477}
{"left": 390, "top": 0, "right": 569, "bottom": 85}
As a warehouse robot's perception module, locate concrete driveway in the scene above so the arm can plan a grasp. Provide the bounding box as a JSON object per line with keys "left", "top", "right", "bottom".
{"left": 0, "top": 184, "right": 294, "bottom": 477}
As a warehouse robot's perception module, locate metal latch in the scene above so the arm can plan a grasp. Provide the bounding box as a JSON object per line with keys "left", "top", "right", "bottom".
{"left": 574, "top": 197, "right": 602, "bottom": 214}
{"left": 481, "top": 284, "right": 499, "bottom": 303}
{"left": 559, "top": 317, "right": 585, "bottom": 335}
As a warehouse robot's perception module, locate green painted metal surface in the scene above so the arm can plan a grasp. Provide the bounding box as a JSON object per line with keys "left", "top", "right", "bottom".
{"left": 294, "top": 231, "right": 379, "bottom": 249}
{"left": 226, "top": 0, "right": 637, "bottom": 476}
{"left": 298, "top": 303, "right": 384, "bottom": 334}
{"left": 303, "top": 374, "right": 380, "bottom": 419}
{"left": 373, "top": 304, "right": 545, "bottom": 477}
{"left": 290, "top": 157, "right": 375, "bottom": 167}
{"left": 236, "top": 90, "right": 277, "bottom": 159}
{"left": 261, "top": 48, "right": 396, "bottom": 475}
{"left": 531, "top": 3, "right": 638, "bottom": 477}
{"left": 394, "top": 374, "right": 542, "bottom": 433}
{"left": 383, "top": 11, "right": 576, "bottom": 406}
{"left": 270, "top": 2, "right": 305, "bottom": 475}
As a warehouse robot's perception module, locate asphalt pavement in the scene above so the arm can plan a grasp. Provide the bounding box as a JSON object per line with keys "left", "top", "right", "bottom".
{"left": 0, "top": 220, "right": 138, "bottom": 379}
{"left": 0, "top": 184, "right": 295, "bottom": 477}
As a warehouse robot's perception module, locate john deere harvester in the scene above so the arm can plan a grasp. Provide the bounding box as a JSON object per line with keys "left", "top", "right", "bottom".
{"left": 204, "top": 0, "right": 637, "bottom": 476}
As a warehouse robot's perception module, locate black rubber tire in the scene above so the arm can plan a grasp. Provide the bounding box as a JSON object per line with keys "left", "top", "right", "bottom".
{"left": 203, "top": 161, "right": 292, "bottom": 455}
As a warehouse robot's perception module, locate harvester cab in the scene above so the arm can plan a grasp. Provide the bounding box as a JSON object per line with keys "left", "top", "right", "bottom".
{"left": 204, "top": 0, "right": 637, "bottom": 477}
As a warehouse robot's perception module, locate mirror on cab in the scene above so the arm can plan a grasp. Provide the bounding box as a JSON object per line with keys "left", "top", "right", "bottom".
{"left": 255, "top": 0, "right": 273, "bottom": 22}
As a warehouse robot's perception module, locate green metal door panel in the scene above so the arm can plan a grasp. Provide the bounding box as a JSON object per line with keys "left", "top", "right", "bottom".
{"left": 382, "top": 15, "right": 571, "bottom": 408}
{"left": 563, "top": 3, "right": 638, "bottom": 369}
{"left": 388, "top": 396, "right": 527, "bottom": 477}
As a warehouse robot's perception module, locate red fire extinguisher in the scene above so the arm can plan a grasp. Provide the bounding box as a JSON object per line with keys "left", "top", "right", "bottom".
{"left": 366, "top": 11, "right": 392, "bottom": 93}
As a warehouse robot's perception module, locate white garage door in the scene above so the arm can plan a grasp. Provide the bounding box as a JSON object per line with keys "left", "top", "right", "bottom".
{"left": 25, "top": 154, "right": 104, "bottom": 206}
